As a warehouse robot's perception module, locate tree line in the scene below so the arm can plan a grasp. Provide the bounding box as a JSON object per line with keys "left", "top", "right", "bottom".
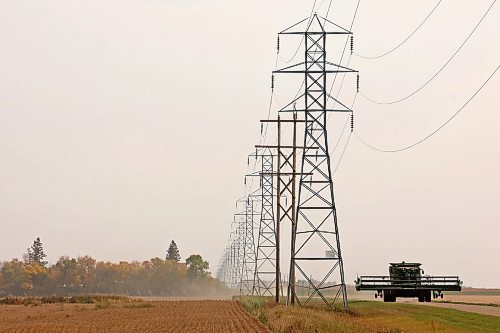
{"left": 0, "top": 238, "right": 228, "bottom": 297}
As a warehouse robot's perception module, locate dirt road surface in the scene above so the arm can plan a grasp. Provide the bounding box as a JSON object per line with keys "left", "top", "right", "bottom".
{"left": 417, "top": 301, "right": 500, "bottom": 317}
{"left": 0, "top": 300, "right": 270, "bottom": 333}
{"left": 442, "top": 294, "right": 500, "bottom": 305}
{"left": 352, "top": 291, "right": 500, "bottom": 317}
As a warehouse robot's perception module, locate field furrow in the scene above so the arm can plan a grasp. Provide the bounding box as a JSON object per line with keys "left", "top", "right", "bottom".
{"left": 0, "top": 300, "right": 269, "bottom": 333}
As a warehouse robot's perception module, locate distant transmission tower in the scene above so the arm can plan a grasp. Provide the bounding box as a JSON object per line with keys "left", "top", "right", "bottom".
{"left": 216, "top": 245, "right": 230, "bottom": 283}
{"left": 257, "top": 114, "right": 310, "bottom": 304}
{"left": 248, "top": 149, "right": 277, "bottom": 297}
{"left": 229, "top": 233, "right": 241, "bottom": 289}
{"left": 236, "top": 196, "right": 259, "bottom": 295}
{"left": 275, "top": 14, "right": 357, "bottom": 309}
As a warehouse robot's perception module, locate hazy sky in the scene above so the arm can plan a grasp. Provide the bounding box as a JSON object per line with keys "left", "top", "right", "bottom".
{"left": 0, "top": 1, "right": 499, "bottom": 287}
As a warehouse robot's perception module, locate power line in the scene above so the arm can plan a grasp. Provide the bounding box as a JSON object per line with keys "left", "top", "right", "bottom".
{"left": 251, "top": 0, "right": 320, "bottom": 198}
{"left": 360, "top": 0, "right": 496, "bottom": 105}
{"left": 328, "top": 0, "right": 361, "bottom": 101}
{"left": 325, "top": 0, "right": 360, "bottom": 124}
{"left": 333, "top": 132, "right": 352, "bottom": 175}
{"left": 355, "top": 65, "right": 499, "bottom": 153}
{"left": 278, "top": 0, "right": 318, "bottom": 64}
{"left": 324, "top": 0, "right": 333, "bottom": 21}
{"left": 323, "top": 1, "right": 360, "bottom": 176}
{"left": 277, "top": 1, "right": 334, "bottom": 149}
{"left": 331, "top": 94, "right": 358, "bottom": 175}
{"left": 330, "top": 93, "right": 358, "bottom": 154}
{"left": 354, "top": 0, "right": 442, "bottom": 60}
{"left": 331, "top": 115, "right": 350, "bottom": 154}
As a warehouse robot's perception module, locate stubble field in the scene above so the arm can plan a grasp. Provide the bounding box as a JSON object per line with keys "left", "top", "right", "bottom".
{"left": 0, "top": 300, "right": 269, "bottom": 333}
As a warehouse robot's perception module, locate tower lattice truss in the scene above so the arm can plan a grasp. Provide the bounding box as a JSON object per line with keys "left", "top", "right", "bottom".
{"left": 275, "top": 14, "right": 357, "bottom": 308}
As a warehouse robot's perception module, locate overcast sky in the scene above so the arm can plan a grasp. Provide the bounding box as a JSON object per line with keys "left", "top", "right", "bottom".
{"left": 0, "top": 0, "right": 499, "bottom": 288}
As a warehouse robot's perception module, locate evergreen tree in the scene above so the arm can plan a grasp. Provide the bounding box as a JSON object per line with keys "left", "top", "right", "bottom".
{"left": 166, "top": 240, "right": 181, "bottom": 262}
{"left": 26, "top": 237, "right": 48, "bottom": 266}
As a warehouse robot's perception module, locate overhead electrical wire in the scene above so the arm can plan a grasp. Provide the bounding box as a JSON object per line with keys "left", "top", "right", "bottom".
{"left": 248, "top": 0, "right": 320, "bottom": 196}
{"left": 279, "top": 0, "right": 317, "bottom": 64}
{"left": 288, "top": 0, "right": 351, "bottom": 158}
{"left": 331, "top": 93, "right": 358, "bottom": 155}
{"left": 355, "top": 65, "right": 499, "bottom": 153}
{"left": 273, "top": 0, "right": 326, "bottom": 149}
{"left": 328, "top": 0, "right": 361, "bottom": 101}
{"left": 331, "top": 93, "right": 358, "bottom": 175}
{"left": 323, "top": 0, "right": 361, "bottom": 177}
{"left": 360, "top": 0, "right": 497, "bottom": 105}
{"left": 291, "top": 0, "right": 359, "bottom": 177}
{"left": 322, "top": 0, "right": 334, "bottom": 24}
{"left": 333, "top": 132, "right": 352, "bottom": 175}
{"left": 330, "top": 90, "right": 359, "bottom": 175}
{"left": 354, "top": 0, "right": 443, "bottom": 60}
{"left": 279, "top": 39, "right": 303, "bottom": 64}
{"left": 264, "top": 0, "right": 320, "bottom": 142}
{"left": 331, "top": 114, "right": 351, "bottom": 155}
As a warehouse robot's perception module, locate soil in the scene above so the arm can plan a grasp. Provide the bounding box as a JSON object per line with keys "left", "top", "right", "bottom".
{"left": 0, "top": 300, "right": 270, "bottom": 333}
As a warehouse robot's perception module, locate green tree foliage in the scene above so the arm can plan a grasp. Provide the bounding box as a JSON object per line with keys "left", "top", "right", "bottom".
{"left": 166, "top": 240, "right": 181, "bottom": 262}
{"left": 186, "top": 254, "right": 209, "bottom": 278}
{"left": 25, "top": 237, "right": 47, "bottom": 267}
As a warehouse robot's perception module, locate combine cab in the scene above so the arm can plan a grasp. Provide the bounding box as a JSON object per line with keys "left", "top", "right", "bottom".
{"left": 355, "top": 262, "right": 462, "bottom": 302}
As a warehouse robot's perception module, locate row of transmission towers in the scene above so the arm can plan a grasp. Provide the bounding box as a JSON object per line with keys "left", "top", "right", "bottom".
{"left": 216, "top": 12, "right": 358, "bottom": 310}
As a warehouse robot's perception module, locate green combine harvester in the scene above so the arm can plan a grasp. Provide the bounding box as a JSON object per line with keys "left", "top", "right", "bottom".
{"left": 355, "top": 262, "right": 462, "bottom": 302}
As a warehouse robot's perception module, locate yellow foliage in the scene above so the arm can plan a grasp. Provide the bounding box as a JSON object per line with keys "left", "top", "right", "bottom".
{"left": 25, "top": 264, "right": 47, "bottom": 277}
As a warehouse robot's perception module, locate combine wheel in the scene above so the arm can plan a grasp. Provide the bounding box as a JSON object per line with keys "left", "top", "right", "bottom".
{"left": 418, "top": 294, "right": 425, "bottom": 302}
{"left": 425, "top": 291, "right": 432, "bottom": 302}
{"left": 383, "top": 291, "right": 396, "bottom": 302}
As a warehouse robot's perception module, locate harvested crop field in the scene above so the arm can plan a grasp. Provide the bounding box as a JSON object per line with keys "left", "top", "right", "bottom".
{"left": 0, "top": 300, "right": 269, "bottom": 333}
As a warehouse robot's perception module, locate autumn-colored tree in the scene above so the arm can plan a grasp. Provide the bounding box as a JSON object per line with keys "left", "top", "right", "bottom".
{"left": 0, "top": 239, "right": 227, "bottom": 297}
{"left": 166, "top": 240, "right": 181, "bottom": 262}
{"left": 24, "top": 263, "right": 48, "bottom": 292}
{"left": 0, "top": 259, "right": 30, "bottom": 295}
{"left": 53, "top": 256, "right": 79, "bottom": 288}
{"left": 76, "top": 256, "right": 97, "bottom": 289}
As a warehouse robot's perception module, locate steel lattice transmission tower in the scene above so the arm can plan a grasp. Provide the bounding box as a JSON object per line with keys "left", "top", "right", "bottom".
{"left": 216, "top": 245, "right": 230, "bottom": 284}
{"left": 275, "top": 14, "right": 357, "bottom": 309}
{"left": 218, "top": 231, "right": 241, "bottom": 289}
{"left": 236, "top": 196, "right": 259, "bottom": 295}
{"left": 229, "top": 234, "right": 241, "bottom": 289}
{"left": 256, "top": 114, "right": 311, "bottom": 303}
{"left": 249, "top": 149, "right": 278, "bottom": 296}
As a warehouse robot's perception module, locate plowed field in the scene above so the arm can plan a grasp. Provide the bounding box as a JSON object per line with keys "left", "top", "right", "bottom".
{"left": 0, "top": 300, "right": 270, "bottom": 333}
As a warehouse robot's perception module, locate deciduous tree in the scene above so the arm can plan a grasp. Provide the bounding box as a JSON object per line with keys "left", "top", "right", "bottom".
{"left": 186, "top": 254, "right": 209, "bottom": 278}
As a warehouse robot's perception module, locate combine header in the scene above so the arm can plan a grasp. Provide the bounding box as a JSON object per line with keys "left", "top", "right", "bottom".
{"left": 355, "top": 262, "right": 462, "bottom": 302}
